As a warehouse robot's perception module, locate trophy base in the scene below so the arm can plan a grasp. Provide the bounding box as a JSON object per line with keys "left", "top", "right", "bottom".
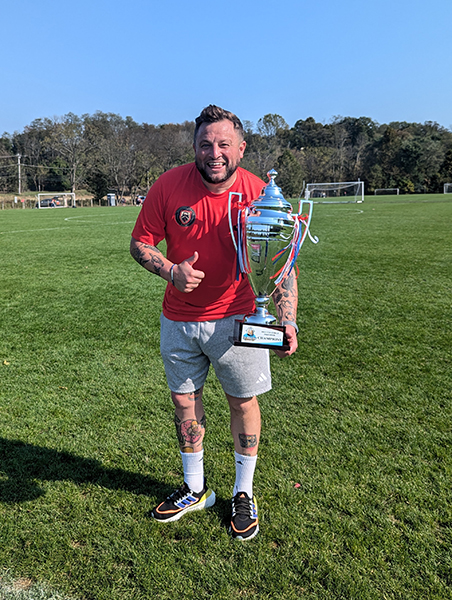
{"left": 230, "top": 319, "right": 289, "bottom": 350}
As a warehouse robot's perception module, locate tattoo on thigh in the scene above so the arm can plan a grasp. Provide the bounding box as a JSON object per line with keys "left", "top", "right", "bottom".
{"left": 175, "top": 414, "right": 206, "bottom": 447}
{"left": 239, "top": 433, "right": 258, "bottom": 448}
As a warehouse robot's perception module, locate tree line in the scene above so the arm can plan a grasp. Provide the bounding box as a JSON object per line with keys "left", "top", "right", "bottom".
{"left": 1, "top": 111, "right": 452, "bottom": 200}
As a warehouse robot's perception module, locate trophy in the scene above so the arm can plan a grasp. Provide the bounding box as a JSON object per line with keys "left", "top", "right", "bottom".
{"left": 229, "top": 169, "right": 317, "bottom": 350}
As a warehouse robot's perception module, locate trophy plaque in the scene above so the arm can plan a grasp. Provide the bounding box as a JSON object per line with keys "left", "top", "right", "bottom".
{"left": 229, "top": 169, "right": 317, "bottom": 350}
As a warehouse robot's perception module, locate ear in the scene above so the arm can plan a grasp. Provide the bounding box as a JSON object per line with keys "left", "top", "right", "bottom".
{"left": 239, "top": 139, "right": 246, "bottom": 158}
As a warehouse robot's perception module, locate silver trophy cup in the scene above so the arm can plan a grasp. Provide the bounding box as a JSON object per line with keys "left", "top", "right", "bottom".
{"left": 231, "top": 169, "right": 297, "bottom": 349}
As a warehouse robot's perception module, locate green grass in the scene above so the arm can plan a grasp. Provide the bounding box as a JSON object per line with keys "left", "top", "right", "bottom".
{"left": 0, "top": 197, "right": 451, "bottom": 599}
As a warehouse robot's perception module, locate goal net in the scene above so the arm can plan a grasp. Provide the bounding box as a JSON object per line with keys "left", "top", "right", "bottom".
{"left": 35, "top": 193, "right": 75, "bottom": 208}
{"left": 444, "top": 183, "right": 452, "bottom": 194}
{"left": 305, "top": 181, "right": 364, "bottom": 203}
{"left": 374, "top": 188, "right": 399, "bottom": 195}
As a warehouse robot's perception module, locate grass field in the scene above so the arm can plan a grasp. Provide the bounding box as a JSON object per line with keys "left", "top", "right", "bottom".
{"left": 0, "top": 195, "right": 451, "bottom": 599}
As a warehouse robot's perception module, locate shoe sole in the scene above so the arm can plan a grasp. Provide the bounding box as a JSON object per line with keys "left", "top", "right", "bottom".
{"left": 152, "top": 489, "right": 216, "bottom": 523}
{"left": 230, "top": 523, "right": 259, "bottom": 541}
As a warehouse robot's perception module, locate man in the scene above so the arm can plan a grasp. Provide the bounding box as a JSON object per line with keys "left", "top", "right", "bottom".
{"left": 130, "top": 105, "right": 298, "bottom": 541}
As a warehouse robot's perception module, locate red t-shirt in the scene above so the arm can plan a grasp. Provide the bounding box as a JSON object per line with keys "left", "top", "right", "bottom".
{"left": 131, "top": 163, "right": 265, "bottom": 321}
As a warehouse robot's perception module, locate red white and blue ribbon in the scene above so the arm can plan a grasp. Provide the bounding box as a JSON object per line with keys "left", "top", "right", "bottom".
{"left": 229, "top": 192, "right": 318, "bottom": 284}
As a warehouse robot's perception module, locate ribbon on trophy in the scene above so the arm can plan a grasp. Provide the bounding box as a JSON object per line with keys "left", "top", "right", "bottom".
{"left": 231, "top": 201, "right": 318, "bottom": 286}
{"left": 228, "top": 170, "right": 318, "bottom": 349}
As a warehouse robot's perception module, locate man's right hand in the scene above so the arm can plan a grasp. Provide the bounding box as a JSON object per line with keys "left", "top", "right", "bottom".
{"left": 172, "top": 252, "right": 205, "bottom": 293}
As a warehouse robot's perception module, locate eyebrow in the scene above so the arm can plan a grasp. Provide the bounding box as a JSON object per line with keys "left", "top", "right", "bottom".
{"left": 198, "top": 137, "right": 233, "bottom": 145}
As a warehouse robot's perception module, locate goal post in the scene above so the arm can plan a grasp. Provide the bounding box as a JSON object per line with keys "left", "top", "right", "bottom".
{"left": 35, "top": 193, "right": 76, "bottom": 208}
{"left": 374, "top": 188, "right": 399, "bottom": 195}
{"left": 305, "top": 181, "right": 364, "bottom": 203}
{"left": 444, "top": 183, "right": 452, "bottom": 194}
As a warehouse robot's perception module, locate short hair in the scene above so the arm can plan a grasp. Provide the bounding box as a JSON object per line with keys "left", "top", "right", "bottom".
{"left": 194, "top": 105, "right": 244, "bottom": 144}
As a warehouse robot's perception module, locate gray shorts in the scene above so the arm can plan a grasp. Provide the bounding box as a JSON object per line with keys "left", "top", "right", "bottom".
{"left": 160, "top": 313, "right": 272, "bottom": 398}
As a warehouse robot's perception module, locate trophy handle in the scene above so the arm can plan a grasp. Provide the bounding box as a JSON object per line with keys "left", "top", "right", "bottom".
{"left": 297, "top": 198, "right": 319, "bottom": 246}
{"left": 228, "top": 192, "right": 243, "bottom": 252}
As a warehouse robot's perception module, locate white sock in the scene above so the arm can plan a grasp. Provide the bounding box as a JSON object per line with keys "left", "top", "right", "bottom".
{"left": 180, "top": 449, "right": 204, "bottom": 493}
{"left": 233, "top": 451, "right": 257, "bottom": 498}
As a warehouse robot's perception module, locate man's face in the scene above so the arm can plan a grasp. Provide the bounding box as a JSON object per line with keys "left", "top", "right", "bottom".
{"left": 194, "top": 120, "right": 246, "bottom": 187}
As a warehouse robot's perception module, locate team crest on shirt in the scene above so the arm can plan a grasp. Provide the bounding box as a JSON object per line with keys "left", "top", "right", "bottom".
{"left": 175, "top": 206, "right": 196, "bottom": 227}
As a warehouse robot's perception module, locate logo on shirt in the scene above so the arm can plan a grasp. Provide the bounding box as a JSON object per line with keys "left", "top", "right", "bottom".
{"left": 175, "top": 206, "right": 196, "bottom": 227}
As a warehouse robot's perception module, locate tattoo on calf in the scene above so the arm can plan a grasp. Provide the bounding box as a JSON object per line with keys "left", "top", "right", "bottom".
{"left": 239, "top": 433, "right": 258, "bottom": 448}
{"left": 188, "top": 388, "right": 202, "bottom": 402}
{"left": 175, "top": 414, "right": 206, "bottom": 448}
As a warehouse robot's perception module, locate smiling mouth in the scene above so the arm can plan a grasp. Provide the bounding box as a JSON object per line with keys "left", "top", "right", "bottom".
{"left": 207, "top": 161, "right": 226, "bottom": 169}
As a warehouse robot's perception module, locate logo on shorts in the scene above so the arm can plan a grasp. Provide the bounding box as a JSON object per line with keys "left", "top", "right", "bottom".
{"left": 175, "top": 206, "right": 196, "bottom": 227}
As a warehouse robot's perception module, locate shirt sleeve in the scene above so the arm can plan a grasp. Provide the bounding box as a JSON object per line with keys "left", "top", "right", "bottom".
{"left": 131, "top": 178, "right": 166, "bottom": 246}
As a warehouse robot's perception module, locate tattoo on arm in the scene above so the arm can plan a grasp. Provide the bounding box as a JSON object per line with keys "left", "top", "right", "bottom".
{"left": 239, "top": 433, "right": 258, "bottom": 449}
{"left": 273, "top": 271, "right": 298, "bottom": 323}
{"left": 130, "top": 241, "right": 165, "bottom": 276}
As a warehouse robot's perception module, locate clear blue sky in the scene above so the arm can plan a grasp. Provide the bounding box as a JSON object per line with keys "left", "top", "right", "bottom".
{"left": 2, "top": 0, "right": 451, "bottom": 134}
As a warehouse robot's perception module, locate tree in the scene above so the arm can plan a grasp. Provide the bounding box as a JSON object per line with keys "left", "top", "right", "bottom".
{"left": 275, "top": 150, "right": 304, "bottom": 198}
{"left": 2, "top": 110, "right": 452, "bottom": 198}
{"left": 15, "top": 118, "right": 53, "bottom": 192}
{"left": 83, "top": 112, "right": 140, "bottom": 199}
{"left": 51, "top": 113, "right": 88, "bottom": 193}
{"left": 85, "top": 168, "right": 110, "bottom": 203}
{"left": 242, "top": 114, "right": 289, "bottom": 179}
{"left": 440, "top": 149, "right": 452, "bottom": 182}
{"left": 300, "top": 147, "right": 335, "bottom": 184}
{"left": 289, "top": 117, "right": 332, "bottom": 150}
{"left": 256, "top": 114, "right": 289, "bottom": 139}
{"left": 152, "top": 123, "right": 194, "bottom": 173}
{"left": 375, "top": 126, "right": 403, "bottom": 188}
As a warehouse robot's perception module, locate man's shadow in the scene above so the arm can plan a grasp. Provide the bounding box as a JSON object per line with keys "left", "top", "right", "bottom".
{"left": 0, "top": 437, "right": 170, "bottom": 504}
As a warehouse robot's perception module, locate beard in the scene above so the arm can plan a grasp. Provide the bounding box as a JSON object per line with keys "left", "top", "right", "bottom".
{"left": 195, "top": 157, "right": 240, "bottom": 185}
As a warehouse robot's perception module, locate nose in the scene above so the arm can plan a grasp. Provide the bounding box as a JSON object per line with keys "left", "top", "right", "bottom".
{"left": 208, "top": 143, "right": 221, "bottom": 158}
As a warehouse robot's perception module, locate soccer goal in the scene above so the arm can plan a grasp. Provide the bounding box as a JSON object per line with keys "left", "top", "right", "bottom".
{"left": 305, "top": 181, "right": 364, "bottom": 204}
{"left": 444, "top": 183, "right": 452, "bottom": 194}
{"left": 374, "top": 188, "right": 399, "bottom": 195}
{"left": 35, "top": 193, "right": 76, "bottom": 209}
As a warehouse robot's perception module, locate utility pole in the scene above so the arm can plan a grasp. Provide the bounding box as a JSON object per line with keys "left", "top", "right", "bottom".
{"left": 17, "top": 154, "right": 21, "bottom": 194}
{"left": 0, "top": 154, "right": 26, "bottom": 194}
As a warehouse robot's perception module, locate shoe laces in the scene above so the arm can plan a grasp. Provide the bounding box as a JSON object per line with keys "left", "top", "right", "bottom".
{"left": 233, "top": 493, "right": 253, "bottom": 517}
{"left": 168, "top": 483, "right": 192, "bottom": 503}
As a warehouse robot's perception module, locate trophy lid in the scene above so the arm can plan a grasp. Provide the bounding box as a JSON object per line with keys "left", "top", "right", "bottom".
{"left": 255, "top": 169, "right": 292, "bottom": 212}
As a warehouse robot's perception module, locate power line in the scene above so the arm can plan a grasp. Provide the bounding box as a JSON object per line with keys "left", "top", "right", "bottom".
{"left": 0, "top": 163, "right": 72, "bottom": 171}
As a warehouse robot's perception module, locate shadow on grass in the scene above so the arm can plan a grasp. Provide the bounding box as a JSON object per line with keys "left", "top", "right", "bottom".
{"left": 0, "top": 437, "right": 172, "bottom": 503}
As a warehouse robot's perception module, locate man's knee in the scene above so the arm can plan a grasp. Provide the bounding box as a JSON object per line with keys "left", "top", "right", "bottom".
{"left": 226, "top": 394, "right": 259, "bottom": 414}
{"left": 171, "top": 387, "right": 204, "bottom": 409}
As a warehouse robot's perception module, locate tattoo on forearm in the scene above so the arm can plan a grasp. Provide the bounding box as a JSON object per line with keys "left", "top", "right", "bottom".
{"left": 273, "top": 272, "right": 298, "bottom": 322}
{"left": 239, "top": 433, "right": 257, "bottom": 448}
{"left": 131, "top": 242, "right": 164, "bottom": 275}
{"left": 175, "top": 414, "right": 206, "bottom": 449}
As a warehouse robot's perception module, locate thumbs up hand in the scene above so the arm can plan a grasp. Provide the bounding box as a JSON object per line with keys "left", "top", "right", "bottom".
{"left": 171, "top": 252, "right": 205, "bottom": 293}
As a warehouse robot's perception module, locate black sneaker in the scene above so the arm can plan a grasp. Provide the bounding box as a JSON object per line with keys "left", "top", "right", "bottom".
{"left": 230, "top": 492, "right": 259, "bottom": 540}
{"left": 151, "top": 481, "right": 216, "bottom": 523}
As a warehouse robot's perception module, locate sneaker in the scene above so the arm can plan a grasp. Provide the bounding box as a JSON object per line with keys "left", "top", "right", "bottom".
{"left": 230, "top": 492, "right": 259, "bottom": 540}
{"left": 151, "top": 481, "right": 216, "bottom": 523}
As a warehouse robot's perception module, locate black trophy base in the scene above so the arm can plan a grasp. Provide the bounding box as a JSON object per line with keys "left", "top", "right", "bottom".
{"left": 230, "top": 319, "right": 289, "bottom": 350}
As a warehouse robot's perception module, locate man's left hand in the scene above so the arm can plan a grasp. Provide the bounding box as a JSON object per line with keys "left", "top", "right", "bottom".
{"left": 273, "top": 324, "right": 298, "bottom": 358}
